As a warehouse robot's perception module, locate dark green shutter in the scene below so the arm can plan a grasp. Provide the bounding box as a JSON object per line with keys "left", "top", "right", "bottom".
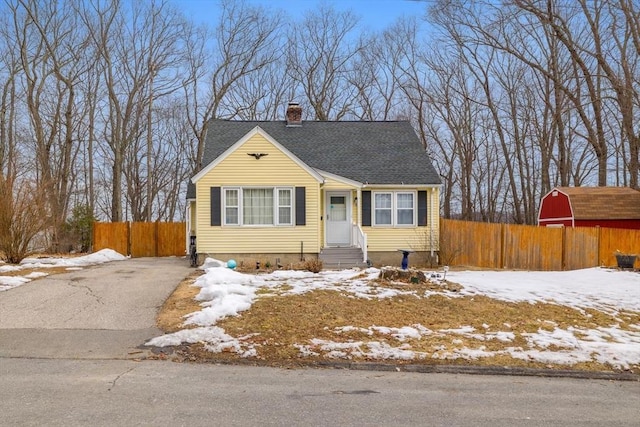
{"left": 418, "top": 190, "right": 427, "bottom": 226}
{"left": 362, "top": 191, "right": 371, "bottom": 226}
{"left": 210, "top": 187, "right": 221, "bottom": 226}
{"left": 295, "top": 187, "right": 306, "bottom": 226}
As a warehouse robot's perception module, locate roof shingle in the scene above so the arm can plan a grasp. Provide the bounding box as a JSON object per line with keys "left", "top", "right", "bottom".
{"left": 557, "top": 186, "right": 640, "bottom": 220}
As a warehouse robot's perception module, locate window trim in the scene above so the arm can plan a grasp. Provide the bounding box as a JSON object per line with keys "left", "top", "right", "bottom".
{"left": 395, "top": 192, "right": 416, "bottom": 226}
{"left": 224, "top": 188, "right": 239, "bottom": 225}
{"left": 277, "top": 188, "right": 293, "bottom": 226}
{"left": 372, "top": 191, "right": 417, "bottom": 227}
{"left": 373, "top": 192, "right": 393, "bottom": 226}
{"left": 222, "top": 186, "right": 294, "bottom": 227}
{"left": 243, "top": 187, "right": 275, "bottom": 226}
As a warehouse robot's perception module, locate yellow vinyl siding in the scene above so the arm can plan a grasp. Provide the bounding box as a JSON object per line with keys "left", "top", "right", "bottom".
{"left": 322, "top": 177, "right": 357, "bottom": 191}
{"left": 195, "top": 133, "right": 321, "bottom": 254}
{"left": 366, "top": 227, "right": 427, "bottom": 252}
{"left": 364, "top": 186, "right": 440, "bottom": 252}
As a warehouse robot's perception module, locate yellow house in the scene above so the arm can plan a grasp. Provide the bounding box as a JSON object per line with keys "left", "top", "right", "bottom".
{"left": 187, "top": 103, "right": 441, "bottom": 268}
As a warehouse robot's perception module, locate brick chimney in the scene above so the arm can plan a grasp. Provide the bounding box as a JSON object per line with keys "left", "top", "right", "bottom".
{"left": 286, "top": 102, "right": 302, "bottom": 127}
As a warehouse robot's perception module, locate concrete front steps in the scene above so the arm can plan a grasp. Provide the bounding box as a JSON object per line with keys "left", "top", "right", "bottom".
{"left": 319, "top": 247, "right": 367, "bottom": 270}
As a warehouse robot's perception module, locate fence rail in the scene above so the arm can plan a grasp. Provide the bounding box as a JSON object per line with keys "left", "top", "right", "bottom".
{"left": 440, "top": 219, "right": 640, "bottom": 270}
{"left": 93, "top": 222, "right": 186, "bottom": 257}
{"left": 93, "top": 219, "right": 637, "bottom": 268}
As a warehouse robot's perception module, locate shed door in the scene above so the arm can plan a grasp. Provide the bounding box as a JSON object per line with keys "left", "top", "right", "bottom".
{"left": 326, "top": 192, "right": 351, "bottom": 246}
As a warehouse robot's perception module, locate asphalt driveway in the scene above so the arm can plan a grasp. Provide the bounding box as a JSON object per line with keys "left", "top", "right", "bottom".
{"left": 0, "top": 257, "right": 192, "bottom": 359}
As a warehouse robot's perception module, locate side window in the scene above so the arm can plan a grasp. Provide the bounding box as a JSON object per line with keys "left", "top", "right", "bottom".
{"left": 396, "top": 193, "right": 415, "bottom": 225}
{"left": 224, "top": 189, "right": 239, "bottom": 225}
{"left": 374, "top": 193, "right": 392, "bottom": 225}
{"left": 278, "top": 189, "right": 293, "bottom": 225}
{"left": 372, "top": 191, "right": 416, "bottom": 226}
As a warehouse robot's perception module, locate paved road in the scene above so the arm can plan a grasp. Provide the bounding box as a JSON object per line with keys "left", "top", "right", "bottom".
{"left": 0, "top": 257, "right": 192, "bottom": 359}
{"left": 1, "top": 358, "right": 639, "bottom": 426}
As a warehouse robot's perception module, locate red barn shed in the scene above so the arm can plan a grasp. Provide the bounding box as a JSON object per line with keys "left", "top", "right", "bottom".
{"left": 538, "top": 186, "right": 640, "bottom": 229}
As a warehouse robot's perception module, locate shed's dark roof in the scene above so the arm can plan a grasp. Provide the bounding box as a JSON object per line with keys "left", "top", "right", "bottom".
{"left": 556, "top": 186, "right": 640, "bottom": 220}
{"left": 193, "top": 120, "right": 441, "bottom": 192}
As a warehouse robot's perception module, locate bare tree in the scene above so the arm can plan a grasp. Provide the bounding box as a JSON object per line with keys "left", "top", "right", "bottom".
{"left": 414, "top": 0, "right": 640, "bottom": 222}
{"left": 80, "top": 0, "right": 125, "bottom": 221}
{"left": 582, "top": 0, "right": 640, "bottom": 187}
{"left": 508, "top": 0, "right": 613, "bottom": 186}
{"left": 0, "top": 14, "right": 20, "bottom": 183}
{"left": 81, "top": 0, "right": 188, "bottom": 221}
{"left": 184, "top": 0, "right": 284, "bottom": 170}
{"left": 148, "top": 97, "right": 192, "bottom": 221}
{"left": 387, "top": 17, "right": 431, "bottom": 148}
{"left": 0, "top": 175, "right": 47, "bottom": 263}
{"left": 224, "top": 57, "right": 289, "bottom": 120}
{"left": 8, "top": 0, "right": 93, "bottom": 249}
{"left": 350, "top": 24, "right": 407, "bottom": 121}
{"left": 286, "top": 4, "right": 362, "bottom": 120}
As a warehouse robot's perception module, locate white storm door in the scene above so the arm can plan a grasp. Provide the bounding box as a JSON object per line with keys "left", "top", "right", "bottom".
{"left": 326, "top": 192, "right": 351, "bottom": 246}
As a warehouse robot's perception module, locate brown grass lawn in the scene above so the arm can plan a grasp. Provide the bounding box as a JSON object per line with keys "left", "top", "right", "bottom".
{"left": 156, "top": 271, "right": 640, "bottom": 374}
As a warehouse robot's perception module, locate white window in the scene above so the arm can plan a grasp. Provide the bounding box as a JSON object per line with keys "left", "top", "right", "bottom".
{"left": 243, "top": 188, "right": 274, "bottom": 225}
{"left": 225, "top": 189, "right": 239, "bottom": 225}
{"left": 330, "top": 196, "right": 347, "bottom": 221}
{"left": 373, "top": 191, "right": 416, "bottom": 226}
{"left": 374, "top": 193, "right": 392, "bottom": 225}
{"left": 278, "top": 189, "right": 293, "bottom": 225}
{"left": 224, "top": 187, "right": 293, "bottom": 226}
{"left": 396, "top": 193, "right": 415, "bottom": 225}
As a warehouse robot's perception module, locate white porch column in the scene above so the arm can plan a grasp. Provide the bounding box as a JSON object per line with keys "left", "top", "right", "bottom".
{"left": 357, "top": 187, "right": 362, "bottom": 227}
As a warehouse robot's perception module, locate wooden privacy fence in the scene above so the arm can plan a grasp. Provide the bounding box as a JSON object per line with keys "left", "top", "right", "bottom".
{"left": 440, "top": 219, "right": 640, "bottom": 271}
{"left": 93, "top": 222, "right": 186, "bottom": 257}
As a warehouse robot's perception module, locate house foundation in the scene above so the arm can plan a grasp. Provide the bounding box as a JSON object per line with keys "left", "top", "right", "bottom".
{"left": 195, "top": 252, "right": 319, "bottom": 269}
{"left": 366, "top": 251, "right": 439, "bottom": 269}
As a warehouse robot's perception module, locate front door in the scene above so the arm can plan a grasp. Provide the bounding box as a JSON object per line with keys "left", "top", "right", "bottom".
{"left": 326, "top": 192, "right": 351, "bottom": 246}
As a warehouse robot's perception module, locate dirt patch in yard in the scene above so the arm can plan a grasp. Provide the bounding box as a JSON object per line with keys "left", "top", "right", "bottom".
{"left": 154, "top": 271, "right": 640, "bottom": 374}
{"left": 156, "top": 272, "right": 202, "bottom": 332}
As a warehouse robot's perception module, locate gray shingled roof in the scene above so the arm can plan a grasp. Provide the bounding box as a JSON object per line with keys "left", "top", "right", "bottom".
{"left": 187, "top": 120, "right": 441, "bottom": 198}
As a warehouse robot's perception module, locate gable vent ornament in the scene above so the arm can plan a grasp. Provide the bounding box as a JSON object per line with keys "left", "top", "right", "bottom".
{"left": 247, "top": 153, "right": 269, "bottom": 160}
